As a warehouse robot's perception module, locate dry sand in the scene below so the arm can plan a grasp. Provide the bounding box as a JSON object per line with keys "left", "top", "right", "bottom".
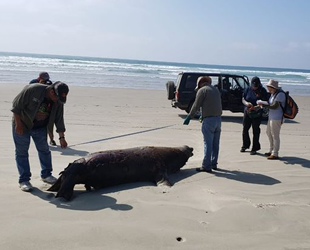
{"left": 0, "top": 83, "right": 309, "bottom": 250}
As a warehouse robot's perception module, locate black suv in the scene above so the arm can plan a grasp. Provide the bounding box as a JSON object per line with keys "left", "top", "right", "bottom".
{"left": 166, "top": 72, "right": 250, "bottom": 114}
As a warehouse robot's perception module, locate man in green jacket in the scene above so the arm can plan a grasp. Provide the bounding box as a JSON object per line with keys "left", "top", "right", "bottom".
{"left": 11, "top": 81, "right": 69, "bottom": 192}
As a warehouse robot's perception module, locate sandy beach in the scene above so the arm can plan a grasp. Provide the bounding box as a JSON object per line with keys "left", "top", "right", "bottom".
{"left": 0, "top": 83, "right": 309, "bottom": 250}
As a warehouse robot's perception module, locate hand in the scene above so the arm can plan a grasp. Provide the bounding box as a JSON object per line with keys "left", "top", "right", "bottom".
{"left": 183, "top": 116, "right": 191, "bottom": 125}
{"left": 247, "top": 102, "right": 253, "bottom": 108}
{"left": 59, "top": 138, "right": 68, "bottom": 149}
{"left": 15, "top": 124, "right": 24, "bottom": 135}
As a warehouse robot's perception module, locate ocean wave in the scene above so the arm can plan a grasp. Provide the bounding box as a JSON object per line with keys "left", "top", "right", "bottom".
{"left": 0, "top": 52, "right": 309, "bottom": 95}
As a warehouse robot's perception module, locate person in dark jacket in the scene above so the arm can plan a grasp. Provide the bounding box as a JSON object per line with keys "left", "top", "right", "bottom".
{"left": 240, "top": 76, "right": 268, "bottom": 155}
{"left": 29, "top": 71, "right": 52, "bottom": 85}
{"left": 11, "top": 82, "right": 69, "bottom": 192}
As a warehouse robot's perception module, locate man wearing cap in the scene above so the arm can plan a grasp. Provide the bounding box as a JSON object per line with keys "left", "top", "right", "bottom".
{"left": 30, "top": 71, "right": 52, "bottom": 85}
{"left": 29, "top": 72, "right": 59, "bottom": 145}
{"left": 240, "top": 76, "right": 268, "bottom": 155}
{"left": 183, "top": 76, "right": 222, "bottom": 173}
{"left": 11, "top": 81, "right": 69, "bottom": 192}
{"left": 258, "top": 79, "right": 285, "bottom": 160}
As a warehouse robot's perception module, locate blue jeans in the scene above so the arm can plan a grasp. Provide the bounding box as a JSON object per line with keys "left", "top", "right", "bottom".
{"left": 12, "top": 126, "right": 53, "bottom": 183}
{"left": 201, "top": 116, "right": 221, "bottom": 170}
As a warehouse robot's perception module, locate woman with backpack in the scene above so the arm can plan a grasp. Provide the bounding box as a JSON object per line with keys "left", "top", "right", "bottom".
{"left": 240, "top": 76, "right": 268, "bottom": 155}
{"left": 258, "top": 79, "right": 286, "bottom": 160}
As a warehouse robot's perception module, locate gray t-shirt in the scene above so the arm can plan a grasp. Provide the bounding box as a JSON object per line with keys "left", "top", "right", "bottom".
{"left": 268, "top": 91, "right": 286, "bottom": 120}
{"left": 189, "top": 85, "right": 222, "bottom": 118}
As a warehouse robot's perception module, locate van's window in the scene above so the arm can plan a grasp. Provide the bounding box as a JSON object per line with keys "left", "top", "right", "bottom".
{"left": 211, "top": 76, "right": 220, "bottom": 87}
{"left": 234, "top": 77, "right": 247, "bottom": 89}
{"left": 231, "top": 78, "right": 239, "bottom": 89}
{"left": 176, "top": 74, "right": 182, "bottom": 87}
{"left": 185, "top": 75, "right": 198, "bottom": 89}
{"left": 184, "top": 75, "right": 220, "bottom": 90}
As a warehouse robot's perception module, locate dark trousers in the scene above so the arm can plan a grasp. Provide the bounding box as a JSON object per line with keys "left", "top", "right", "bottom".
{"left": 242, "top": 113, "right": 262, "bottom": 151}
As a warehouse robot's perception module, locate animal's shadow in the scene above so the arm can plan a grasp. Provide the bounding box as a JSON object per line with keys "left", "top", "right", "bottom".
{"left": 30, "top": 187, "right": 133, "bottom": 211}
{"left": 280, "top": 156, "right": 310, "bottom": 169}
{"left": 49, "top": 146, "right": 89, "bottom": 157}
{"left": 29, "top": 168, "right": 196, "bottom": 209}
{"left": 211, "top": 168, "right": 281, "bottom": 185}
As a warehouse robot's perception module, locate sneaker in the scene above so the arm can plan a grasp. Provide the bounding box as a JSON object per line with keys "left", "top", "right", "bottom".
{"left": 212, "top": 165, "right": 218, "bottom": 170}
{"left": 41, "top": 175, "right": 57, "bottom": 184}
{"left": 49, "top": 140, "right": 56, "bottom": 146}
{"left": 19, "top": 181, "right": 33, "bottom": 192}
{"left": 196, "top": 167, "right": 213, "bottom": 173}
{"left": 264, "top": 152, "right": 272, "bottom": 156}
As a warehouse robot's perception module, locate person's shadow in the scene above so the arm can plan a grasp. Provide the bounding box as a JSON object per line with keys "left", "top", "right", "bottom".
{"left": 280, "top": 156, "right": 310, "bottom": 169}
{"left": 178, "top": 114, "right": 245, "bottom": 124}
{"left": 210, "top": 168, "right": 281, "bottom": 185}
{"left": 49, "top": 146, "right": 89, "bottom": 157}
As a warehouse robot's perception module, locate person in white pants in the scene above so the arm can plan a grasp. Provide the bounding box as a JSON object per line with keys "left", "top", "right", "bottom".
{"left": 260, "top": 79, "right": 286, "bottom": 160}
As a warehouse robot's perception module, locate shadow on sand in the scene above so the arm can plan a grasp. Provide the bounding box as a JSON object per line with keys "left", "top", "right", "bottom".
{"left": 178, "top": 114, "right": 245, "bottom": 124}
{"left": 28, "top": 168, "right": 196, "bottom": 210}
{"left": 206, "top": 168, "right": 281, "bottom": 185}
{"left": 49, "top": 146, "right": 89, "bottom": 157}
{"left": 178, "top": 114, "right": 299, "bottom": 125}
{"left": 30, "top": 187, "right": 133, "bottom": 211}
{"left": 280, "top": 156, "right": 310, "bottom": 169}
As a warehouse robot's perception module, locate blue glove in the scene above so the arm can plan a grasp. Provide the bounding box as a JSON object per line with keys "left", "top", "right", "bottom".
{"left": 183, "top": 115, "right": 191, "bottom": 125}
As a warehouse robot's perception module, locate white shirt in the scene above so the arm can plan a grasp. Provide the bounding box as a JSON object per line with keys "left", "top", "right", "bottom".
{"left": 268, "top": 90, "right": 286, "bottom": 120}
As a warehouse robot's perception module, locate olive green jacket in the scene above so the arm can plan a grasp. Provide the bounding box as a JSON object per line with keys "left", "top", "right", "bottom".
{"left": 11, "top": 83, "right": 66, "bottom": 133}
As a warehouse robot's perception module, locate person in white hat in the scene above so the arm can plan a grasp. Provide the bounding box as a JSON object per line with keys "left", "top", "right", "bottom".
{"left": 258, "top": 79, "right": 286, "bottom": 160}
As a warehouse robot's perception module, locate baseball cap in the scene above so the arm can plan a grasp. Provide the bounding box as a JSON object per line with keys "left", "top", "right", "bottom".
{"left": 251, "top": 76, "right": 261, "bottom": 88}
{"left": 53, "top": 81, "right": 69, "bottom": 104}
{"left": 39, "top": 72, "right": 50, "bottom": 81}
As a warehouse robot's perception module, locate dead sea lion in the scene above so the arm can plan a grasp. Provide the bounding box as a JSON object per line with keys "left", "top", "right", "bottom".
{"left": 48, "top": 145, "right": 193, "bottom": 200}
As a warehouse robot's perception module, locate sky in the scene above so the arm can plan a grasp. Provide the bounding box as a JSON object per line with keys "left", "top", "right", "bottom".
{"left": 0, "top": 0, "right": 309, "bottom": 69}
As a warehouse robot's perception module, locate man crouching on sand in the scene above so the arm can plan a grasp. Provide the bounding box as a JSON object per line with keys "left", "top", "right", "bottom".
{"left": 183, "top": 76, "right": 222, "bottom": 173}
{"left": 11, "top": 82, "right": 69, "bottom": 192}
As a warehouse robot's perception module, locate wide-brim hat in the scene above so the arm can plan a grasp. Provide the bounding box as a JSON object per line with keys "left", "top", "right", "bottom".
{"left": 266, "top": 79, "right": 280, "bottom": 89}
{"left": 195, "top": 76, "right": 212, "bottom": 91}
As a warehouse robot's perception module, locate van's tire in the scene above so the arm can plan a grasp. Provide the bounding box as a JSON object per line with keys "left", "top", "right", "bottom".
{"left": 166, "top": 81, "right": 175, "bottom": 100}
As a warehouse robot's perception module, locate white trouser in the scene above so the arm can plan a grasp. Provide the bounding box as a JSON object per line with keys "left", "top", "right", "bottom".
{"left": 266, "top": 119, "right": 282, "bottom": 157}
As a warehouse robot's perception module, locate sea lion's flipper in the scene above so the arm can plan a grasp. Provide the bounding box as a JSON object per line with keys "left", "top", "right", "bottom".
{"left": 47, "top": 176, "right": 62, "bottom": 192}
{"left": 155, "top": 172, "right": 172, "bottom": 187}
